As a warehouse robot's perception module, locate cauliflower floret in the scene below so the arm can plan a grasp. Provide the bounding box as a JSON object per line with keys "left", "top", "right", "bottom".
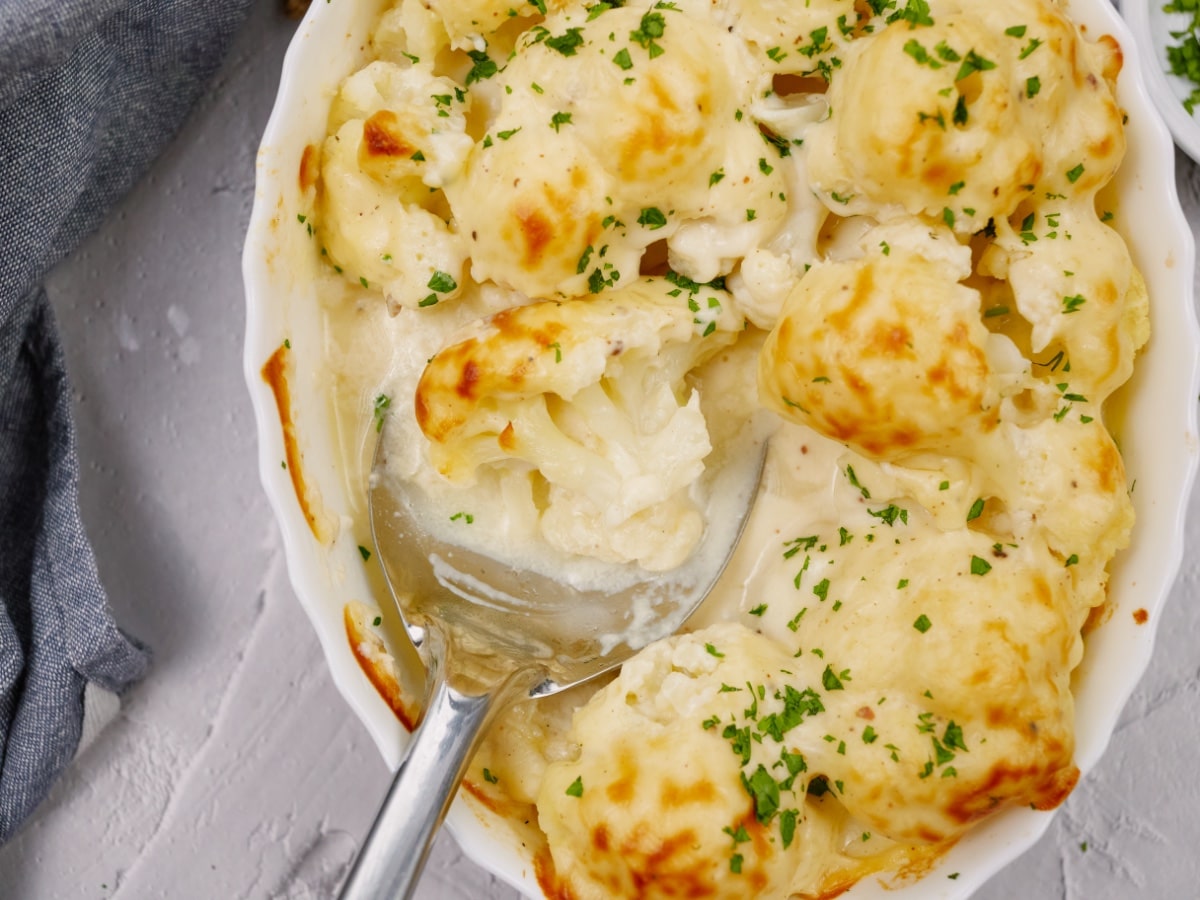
{"left": 414, "top": 276, "right": 743, "bottom": 570}
{"left": 538, "top": 624, "right": 808, "bottom": 900}
{"left": 728, "top": 513, "right": 1082, "bottom": 846}
{"left": 805, "top": 0, "right": 1125, "bottom": 227}
{"left": 446, "top": 5, "right": 790, "bottom": 298}
{"left": 318, "top": 62, "right": 471, "bottom": 311}
{"left": 980, "top": 205, "right": 1149, "bottom": 404}
{"left": 976, "top": 415, "right": 1134, "bottom": 609}
{"left": 758, "top": 226, "right": 1004, "bottom": 459}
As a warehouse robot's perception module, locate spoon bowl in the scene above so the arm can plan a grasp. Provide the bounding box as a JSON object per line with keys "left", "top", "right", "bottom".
{"left": 337, "top": 414, "right": 770, "bottom": 899}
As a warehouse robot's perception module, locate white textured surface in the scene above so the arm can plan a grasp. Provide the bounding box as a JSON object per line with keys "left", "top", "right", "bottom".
{"left": 0, "top": 3, "right": 1197, "bottom": 898}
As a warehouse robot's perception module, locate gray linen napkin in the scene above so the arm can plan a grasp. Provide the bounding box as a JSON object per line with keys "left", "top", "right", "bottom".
{"left": 0, "top": 0, "right": 253, "bottom": 842}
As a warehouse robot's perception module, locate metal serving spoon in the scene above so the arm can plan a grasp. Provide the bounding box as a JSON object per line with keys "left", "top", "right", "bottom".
{"left": 338, "top": 417, "right": 769, "bottom": 899}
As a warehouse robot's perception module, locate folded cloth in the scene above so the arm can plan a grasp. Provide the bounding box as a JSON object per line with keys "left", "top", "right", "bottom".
{"left": 0, "top": 0, "right": 253, "bottom": 842}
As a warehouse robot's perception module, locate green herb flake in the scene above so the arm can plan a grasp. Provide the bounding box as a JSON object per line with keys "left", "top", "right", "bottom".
{"left": 565, "top": 776, "right": 584, "bottom": 797}
{"left": 483, "top": 767, "right": 499, "bottom": 784}
{"left": 373, "top": 394, "right": 391, "bottom": 432}
{"left": 428, "top": 270, "right": 458, "bottom": 293}
{"left": 545, "top": 27, "right": 585, "bottom": 56}
{"left": 955, "top": 49, "right": 996, "bottom": 81}
{"left": 953, "top": 94, "right": 969, "bottom": 125}
{"left": 705, "top": 642, "right": 725, "bottom": 658}
{"left": 780, "top": 809, "right": 799, "bottom": 848}
{"left": 466, "top": 49, "right": 498, "bottom": 84}
{"left": 638, "top": 207, "right": 668, "bottom": 229}
{"left": 914, "top": 614, "right": 932, "bottom": 633}
{"left": 1062, "top": 294, "right": 1087, "bottom": 314}
{"left": 358, "top": 545, "right": 372, "bottom": 561}
{"left": 970, "top": 555, "right": 992, "bottom": 575}
{"left": 822, "top": 664, "right": 846, "bottom": 691}
{"left": 1019, "top": 37, "right": 1043, "bottom": 59}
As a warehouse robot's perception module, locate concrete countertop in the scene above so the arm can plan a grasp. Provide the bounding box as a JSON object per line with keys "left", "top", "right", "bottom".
{"left": 0, "top": 2, "right": 1197, "bottom": 898}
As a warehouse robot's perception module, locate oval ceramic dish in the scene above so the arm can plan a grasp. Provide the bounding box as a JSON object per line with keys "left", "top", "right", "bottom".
{"left": 243, "top": 1, "right": 1200, "bottom": 896}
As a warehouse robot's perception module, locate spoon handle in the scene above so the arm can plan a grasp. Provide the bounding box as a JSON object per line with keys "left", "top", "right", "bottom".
{"left": 338, "top": 668, "right": 501, "bottom": 900}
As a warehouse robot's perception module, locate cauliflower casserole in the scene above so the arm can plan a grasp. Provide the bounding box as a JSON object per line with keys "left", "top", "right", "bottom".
{"left": 300, "top": 0, "right": 1147, "bottom": 895}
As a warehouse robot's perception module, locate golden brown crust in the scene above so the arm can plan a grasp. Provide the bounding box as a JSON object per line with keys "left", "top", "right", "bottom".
{"left": 261, "top": 343, "right": 333, "bottom": 543}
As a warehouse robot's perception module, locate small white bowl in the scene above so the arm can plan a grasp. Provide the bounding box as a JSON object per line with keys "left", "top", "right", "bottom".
{"left": 1124, "top": 0, "right": 1200, "bottom": 163}
{"left": 242, "top": 1, "right": 1200, "bottom": 896}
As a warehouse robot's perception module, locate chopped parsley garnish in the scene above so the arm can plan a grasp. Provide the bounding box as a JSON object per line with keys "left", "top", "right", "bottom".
{"left": 466, "top": 49, "right": 498, "bottom": 84}
{"left": 955, "top": 49, "right": 996, "bottom": 81}
{"left": 705, "top": 642, "right": 725, "bottom": 658}
{"left": 483, "top": 767, "right": 499, "bottom": 784}
{"left": 953, "top": 94, "right": 969, "bottom": 125}
{"left": 358, "top": 545, "right": 371, "bottom": 561}
{"left": 970, "top": 555, "right": 992, "bottom": 575}
{"left": 822, "top": 665, "right": 849, "bottom": 690}
{"left": 1066, "top": 163, "right": 1085, "bottom": 183}
{"left": 613, "top": 47, "right": 633, "bottom": 69}
{"left": 428, "top": 270, "right": 457, "bottom": 293}
{"left": 845, "top": 465, "right": 870, "bottom": 498}
{"left": 638, "top": 206, "right": 668, "bottom": 229}
{"left": 1026, "top": 75, "right": 1041, "bottom": 98}
{"left": 1062, "top": 293, "right": 1087, "bottom": 314}
{"left": 914, "top": 614, "right": 932, "bottom": 633}
{"left": 497, "top": 127, "right": 522, "bottom": 140}
{"left": 630, "top": 10, "right": 667, "bottom": 58}
{"left": 903, "top": 39, "right": 941, "bottom": 68}
{"left": 742, "top": 765, "right": 781, "bottom": 822}
{"left": 373, "top": 393, "right": 391, "bottom": 432}
{"left": 565, "top": 776, "right": 584, "bottom": 797}
{"left": 868, "top": 504, "right": 908, "bottom": 526}
{"left": 967, "top": 498, "right": 985, "bottom": 521}
{"left": 887, "top": 0, "right": 934, "bottom": 28}
{"left": 450, "top": 511, "right": 475, "bottom": 524}
{"left": 545, "top": 27, "right": 585, "bottom": 56}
